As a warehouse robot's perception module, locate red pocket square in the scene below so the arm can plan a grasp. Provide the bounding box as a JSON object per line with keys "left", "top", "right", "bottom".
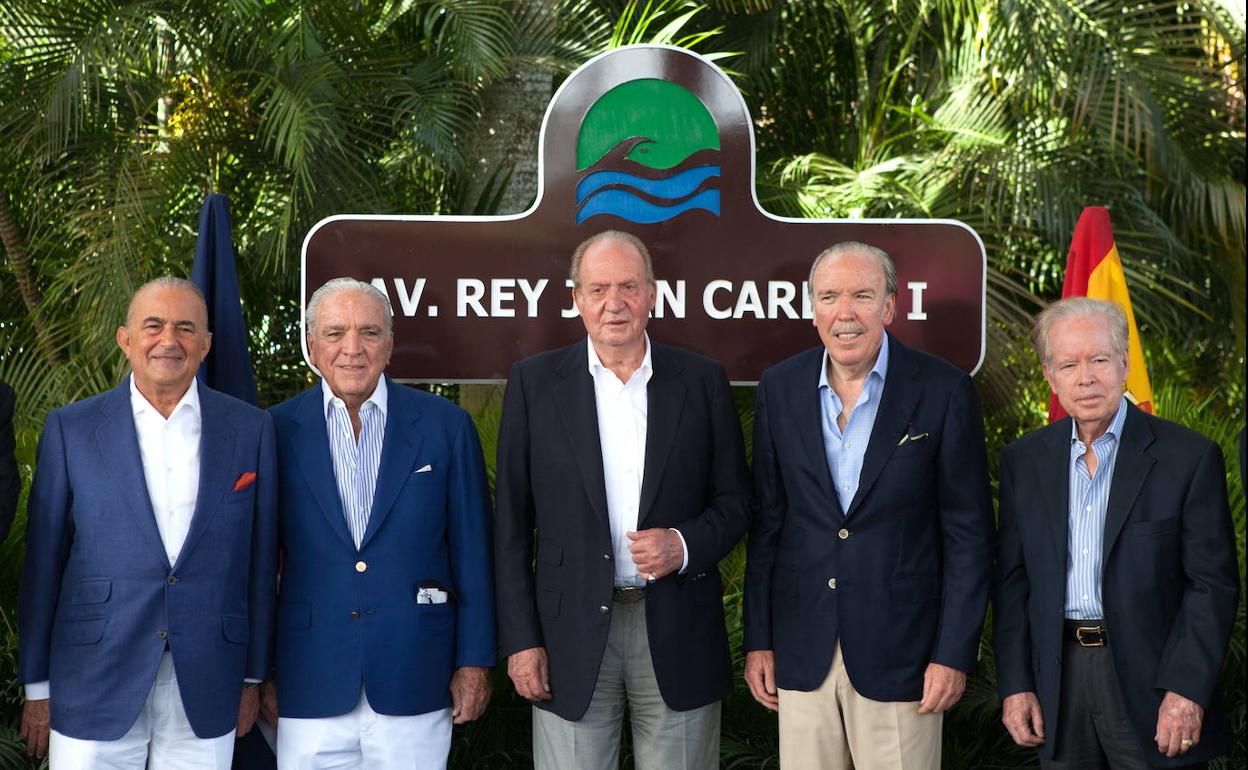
{"left": 233, "top": 472, "right": 257, "bottom": 492}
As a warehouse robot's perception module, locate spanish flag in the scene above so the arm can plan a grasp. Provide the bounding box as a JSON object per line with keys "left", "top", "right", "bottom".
{"left": 1048, "top": 206, "right": 1154, "bottom": 421}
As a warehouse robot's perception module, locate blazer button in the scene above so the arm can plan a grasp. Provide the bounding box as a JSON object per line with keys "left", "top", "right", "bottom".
{"left": 827, "top": 578, "right": 837, "bottom": 590}
{"left": 167, "top": 575, "right": 177, "bottom": 585}
{"left": 599, "top": 605, "right": 610, "bottom": 614}
{"left": 837, "top": 528, "right": 850, "bottom": 540}
{"left": 157, "top": 630, "right": 168, "bottom": 639}
{"left": 355, "top": 561, "right": 368, "bottom": 573}
{"left": 603, "top": 553, "right": 611, "bottom": 560}
{"left": 350, "top": 610, "right": 361, "bottom": 620}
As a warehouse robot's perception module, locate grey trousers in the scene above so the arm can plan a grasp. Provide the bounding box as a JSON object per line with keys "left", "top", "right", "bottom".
{"left": 532, "top": 598, "right": 720, "bottom": 770}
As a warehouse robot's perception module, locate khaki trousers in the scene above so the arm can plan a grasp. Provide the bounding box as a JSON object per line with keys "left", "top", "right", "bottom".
{"left": 777, "top": 643, "right": 941, "bottom": 770}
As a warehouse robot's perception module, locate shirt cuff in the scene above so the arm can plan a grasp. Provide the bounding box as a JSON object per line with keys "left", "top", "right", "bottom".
{"left": 25, "top": 681, "right": 49, "bottom": 700}
{"left": 669, "top": 528, "right": 689, "bottom": 574}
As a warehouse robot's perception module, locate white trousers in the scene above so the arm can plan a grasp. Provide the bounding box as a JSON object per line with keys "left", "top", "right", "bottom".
{"left": 276, "top": 690, "right": 452, "bottom": 770}
{"left": 49, "top": 652, "right": 235, "bottom": 770}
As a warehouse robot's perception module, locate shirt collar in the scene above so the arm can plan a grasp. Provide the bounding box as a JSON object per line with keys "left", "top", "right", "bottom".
{"left": 1069, "top": 395, "right": 1129, "bottom": 446}
{"left": 586, "top": 333, "right": 653, "bottom": 382}
{"left": 818, "top": 333, "right": 891, "bottom": 391}
{"left": 129, "top": 374, "right": 200, "bottom": 421}
{"left": 321, "top": 376, "right": 388, "bottom": 421}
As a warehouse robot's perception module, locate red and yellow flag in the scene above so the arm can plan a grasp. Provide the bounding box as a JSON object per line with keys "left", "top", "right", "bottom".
{"left": 1048, "top": 206, "right": 1154, "bottom": 421}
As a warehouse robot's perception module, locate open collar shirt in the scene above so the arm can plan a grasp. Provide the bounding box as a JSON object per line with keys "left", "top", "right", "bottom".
{"left": 322, "top": 377, "right": 388, "bottom": 550}
{"left": 818, "top": 336, "right": 890, "bottom": 514}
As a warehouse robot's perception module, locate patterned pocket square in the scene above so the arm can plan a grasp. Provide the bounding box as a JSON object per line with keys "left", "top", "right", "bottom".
{"left": 414, "top": 464, "right": 433, "bottom": 474}
{"left": 233, "top": 471, "right": 257, "bottom": 491}
{"left": 897, "top": 432, "right": 929, "bottom": 446}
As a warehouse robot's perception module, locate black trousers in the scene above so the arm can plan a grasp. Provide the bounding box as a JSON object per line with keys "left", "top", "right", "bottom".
{"left": 1041, "top": 624, "right": 1206, "bottom": 770}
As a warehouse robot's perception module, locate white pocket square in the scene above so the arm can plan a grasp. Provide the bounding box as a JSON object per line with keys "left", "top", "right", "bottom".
{"left": 414, "top": 464, "right": 433, "bottom": 473}
{"left": 897, "top": 432, "right": 929, "bottom": 446}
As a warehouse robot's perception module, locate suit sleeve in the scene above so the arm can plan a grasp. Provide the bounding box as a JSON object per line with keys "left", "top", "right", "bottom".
{"left": 493, "top": 364, "right": 544, "bottom": 657}
{"left": 0, "top": 383, "right": 18, "bottom": 542}
{"left": 17, "top": 410, "right": 73, "bottom": 685}
{"left": 449, "top": 410, "right": 497, "bottom": 668}
{"left": 1152, "top": 440, "right": 1239, "bottom": 707}
{"left": 930, "top": 374, "right": 995, "bottom": 673}
{"left": 668, "top": 364, "right": 753, "bottom": 577}
{"left": 245, "top": 411, "right": 279, "bottom": 681}
{"left": 742, "top": 375, "right": 783, "bottom": 652}
{"left": 992, "top": 448, "right": 1035, "bottom": 697}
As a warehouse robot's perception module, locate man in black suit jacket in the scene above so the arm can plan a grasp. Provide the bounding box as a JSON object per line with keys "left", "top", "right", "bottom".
{"left": 994, "top": 297, "right": 1238, "bottom": 768}
{"left": 0, "top": 378, "right": 18, "bottom": 540}
{"left": 742, "top": 241, "right": 994, "bottom": 769}
{"left": 494, "top": 230, "right": 752, "bottom": 770}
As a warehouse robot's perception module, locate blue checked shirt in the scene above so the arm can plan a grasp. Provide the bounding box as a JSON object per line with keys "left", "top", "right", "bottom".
{"left": 323, "top": 378, "right": 387, "bottom": 549}
{"left": 818, "top": 338, "right": 890, "bottom": 514}
{"left": 1064, "top": 396, "right": 1128, "bottom": 620}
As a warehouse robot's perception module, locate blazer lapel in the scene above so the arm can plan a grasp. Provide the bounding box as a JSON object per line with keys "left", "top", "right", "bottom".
{"left": 291, "top": 388, "right": 355, "bottom": 550}
{"left": 795, "top": 349, "right": 838, "bottom": 514}
{"left": 638, "top": 346, "right": 685, "bottom": 527}
{"left": 175, "top": 387, "right": 235, "bottom": 569}
{"left": 845, "top": 337, "right": 919, "bottom": 520}
{"left": 554, "top": 345, "right": 610, "bottom": 530}
{"left": 359, "top": 380, "right": 424, "bottom": 549}
{"left": 1039, "top": 421, "right": 1071, "bottom": 561}
{"left": 94, "top": 381, "right": 169, "bottom": 566}
{"left": 1101, "top": 405, "right": 1155, "bottom": 561}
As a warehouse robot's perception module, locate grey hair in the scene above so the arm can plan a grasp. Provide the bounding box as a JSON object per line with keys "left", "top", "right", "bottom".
{"left": 1032, "top": 297, "right": 1129, "bottom": 364}
{"left": 125, "top": 276, "right": 207, "bottom": 326}
{"left": 305, "top": 277, "right": 393, "bottom": 337}
{"left": 807, "top": 241, "right": 898, "bottom": 299}
{"left": 569, "top": 230, "right": 656, "bottom": 290}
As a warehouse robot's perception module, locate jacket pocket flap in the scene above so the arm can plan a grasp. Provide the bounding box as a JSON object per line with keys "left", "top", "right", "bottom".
{"left": 54, "top": 618, "right": 107, "bottom": 645}
{"left": 222, "top": 615, "right": 249, "bottom": 643}
{"left": 70, "top": 578, "right": 112, "bottom": 605}
{"left": 890, "top": 575, "right": 940, "bottom": 605}
{"left": 537, "top": 541, "right": 563, "bottom": 566}
{"left": 279, "top": 602, "right": 312, "bottom": 630}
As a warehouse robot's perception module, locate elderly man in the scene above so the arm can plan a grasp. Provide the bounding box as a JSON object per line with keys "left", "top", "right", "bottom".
{"left": 18, "top": 276, "right": 277, "bottom": 768}
{"left": 742, "top": 241, "right": 994, "bottom": 769}
{"left": 0, "top": 378, "right": 17, "bottom": 540}
{"left": 994, "top": 297, "right": 1239, "bottom": 768}
{"left": 265, "top": 277, "right": 494, "bottom": 769}
{"left": 494, "top": 230, "right": 753, "bottom": 770}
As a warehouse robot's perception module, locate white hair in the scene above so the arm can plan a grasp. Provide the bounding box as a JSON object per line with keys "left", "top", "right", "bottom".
{"left": 305, "top": 278, "right": 393, "bottom": 337}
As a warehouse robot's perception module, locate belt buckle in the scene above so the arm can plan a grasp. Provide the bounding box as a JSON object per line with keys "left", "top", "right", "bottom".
{"left": 1075, "top": 625, "right": 1105, "bottom": 647}
{"left": 613, "top": 586, "right": 646, "bottom": 604}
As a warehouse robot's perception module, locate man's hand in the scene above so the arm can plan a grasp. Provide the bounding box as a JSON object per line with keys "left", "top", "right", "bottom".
{"left": 20, "top": 699, "right": 50, "bottom": 759}
{"left": 744, "top": 650, "right": 779, "bottom": 711}
{"left": 450, "top": 666, "right": 491, "bottom": 724}
{"left": 508, "top": 646, "right": 551, "bottom": 701}
{"left": 1155, "top": 691, "right": 1203, "bottom": 757}
{"left": 1002, "top": 691, "right": 1045, "bottom": 747}
{"left": 626, "top": 529, "right": 684, "bottom": 580}
{"left": 259, "top": 679, "right": 279, "bottom": 727}
{"left": 237, "top": 686, "right": 259, "bottom": 736}
{"left": 917, "top": 662, "right": 966, "bottom": 714}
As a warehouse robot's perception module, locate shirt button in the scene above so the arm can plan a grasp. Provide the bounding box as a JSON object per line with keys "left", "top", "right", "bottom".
{"left": 599, "top": 605, "right": 610, "bottom": 614}
{"left": 355, "top": 561, "right": 368, "bottom": 573}
{"left": 838, "top": 528, "right": 850, "bottom": 540}
{"left": 1082, "top": 549, "right": 1089, "bottom": 555}
{"left": 1085, "top": 506, "right": 1091, "bottom": 512}
{"left": 1082, "top": 594, "right": 1089, "bottom": 601}
{"left": 828, "top": 578, "right": 837, "bottom": 590}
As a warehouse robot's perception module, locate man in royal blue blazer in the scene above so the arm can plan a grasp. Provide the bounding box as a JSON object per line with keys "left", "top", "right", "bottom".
{"left": 265, "top": 278, "right": 494, "bottom": 769}
{"left": 994, "top": 298, "right": 1238, "bottom": 768}
{"left": 18, "top": 277, "right": 277, "bottom": 768}
{"left": 742, "top": 242, "right": 994, "bottom": 769}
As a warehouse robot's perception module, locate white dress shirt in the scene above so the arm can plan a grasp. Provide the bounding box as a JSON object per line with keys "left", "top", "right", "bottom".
{"left": 587, "top": 336, "right": 686, "bottom": 587}
{"left": 26, "top": 376, "right": 202, "bottom": 701}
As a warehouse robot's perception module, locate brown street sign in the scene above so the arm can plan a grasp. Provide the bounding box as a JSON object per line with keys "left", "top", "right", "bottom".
{"left": 302, "top": 45, "right": 986, "bottom": 382}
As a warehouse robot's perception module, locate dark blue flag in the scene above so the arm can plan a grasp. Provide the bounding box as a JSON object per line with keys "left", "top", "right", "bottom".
{"left": 191, "top": 194, "right": 258, "bottom": 406}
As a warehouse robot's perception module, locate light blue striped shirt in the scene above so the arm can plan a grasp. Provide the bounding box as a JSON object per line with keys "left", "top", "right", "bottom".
{"left": 322, "top": 378, "right": 388, "bottom": 549}
{"left": 1064, "top": 396, "right": 1128, "bottom": 620}
{"left": 818, "top": 338, "right": 890, "bottom": 514}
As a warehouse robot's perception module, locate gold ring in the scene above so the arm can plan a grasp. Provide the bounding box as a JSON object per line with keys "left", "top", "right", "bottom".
{"left": 647, "top": 572, "right": 656, "bottom": 584}
{"left": 1181, "top": 739, "right": 1193, "bottom": 749}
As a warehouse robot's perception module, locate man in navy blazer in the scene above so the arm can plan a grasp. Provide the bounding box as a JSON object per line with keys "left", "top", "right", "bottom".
{"left": 265, "top": 278, "right": 494, "bottom": 769}
{"left": 994, "top": 298, "right": 1238, "bottom": 768}
{"left": 742, "top": 242, "right": 994, "bottom": 769}
{"left": 18, "top": 277, "right": 277, "bottom": 768}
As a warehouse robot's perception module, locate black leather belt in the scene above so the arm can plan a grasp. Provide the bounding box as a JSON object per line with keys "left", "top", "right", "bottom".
{"left": 612, "top": 586, "right": 646, "bottom": 604}
{"left": 1064, "top": 620, "right": 1107, "bottom": 647}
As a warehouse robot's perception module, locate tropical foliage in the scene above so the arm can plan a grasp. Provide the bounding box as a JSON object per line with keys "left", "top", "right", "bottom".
{"left": 0, "top": 1, "right": 1243, "bottom": 768}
